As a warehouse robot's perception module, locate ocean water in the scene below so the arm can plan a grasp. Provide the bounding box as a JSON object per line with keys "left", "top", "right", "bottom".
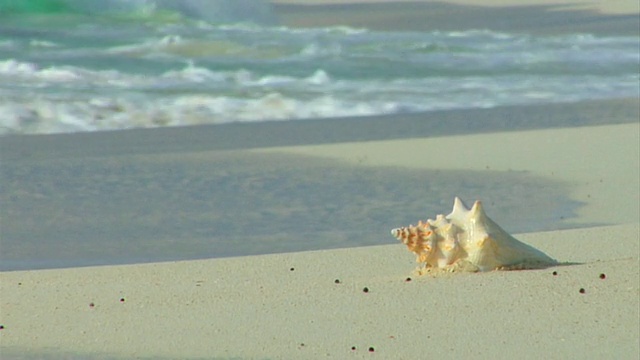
{"left": 0, "top": 0, "right": 638, "bottom": 135}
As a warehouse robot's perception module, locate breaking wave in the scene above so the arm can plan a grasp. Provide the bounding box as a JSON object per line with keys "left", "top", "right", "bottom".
{"left": 0, "top": 5, "right": 638, "bottom": 135}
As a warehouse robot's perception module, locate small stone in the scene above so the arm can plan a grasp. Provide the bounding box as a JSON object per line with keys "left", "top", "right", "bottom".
{"left": 351, "top": 346, "right": 356, "bottom": 351}
{"left": 290, "top": 267, "right": 295, "bottom": 271}
{"left": 552, "top": 271, "right": 558, "bottom": 276}
{"left": 334, "top": 279, "right": 340, "bottom": 284}
{"left": 599, "top": 273, "right": 606, "bottom": 279}
{"left": 579, "top": 288, "right": 586, "bottom": 294}
{"left": 362, "top": 287, "right": 369, "bottom": 293}
{"left": 405, "top": 277, "right": 412, "bottom": 282}
{"left": 119, "top": 298, "right": 125, "bottom": 302}
{"left": 368, "top": 346, "right": 375, "bottom": 352}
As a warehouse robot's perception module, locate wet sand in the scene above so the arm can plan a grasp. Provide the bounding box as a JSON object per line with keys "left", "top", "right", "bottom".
{"left": 1, "top": 99, "right": 638, "bottom": 270}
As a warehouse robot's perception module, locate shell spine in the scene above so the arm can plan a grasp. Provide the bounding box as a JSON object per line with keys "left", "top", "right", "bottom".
{"left": 391, "top": 197, "right": 557, "bottom": 272}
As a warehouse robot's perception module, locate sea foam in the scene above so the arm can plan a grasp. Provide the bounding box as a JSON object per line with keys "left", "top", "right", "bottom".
{"left": 0, "top": 9, "right": 638, "bottom": 135}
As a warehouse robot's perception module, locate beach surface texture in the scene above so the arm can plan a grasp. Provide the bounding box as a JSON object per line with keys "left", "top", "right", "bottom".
{"left": 1, "top": 0, "right": 639, "bottom": 359}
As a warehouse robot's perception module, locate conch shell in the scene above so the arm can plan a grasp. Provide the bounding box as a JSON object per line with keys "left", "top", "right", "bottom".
{"left": 391, "top": 197, "right": 557, "bottom": 273}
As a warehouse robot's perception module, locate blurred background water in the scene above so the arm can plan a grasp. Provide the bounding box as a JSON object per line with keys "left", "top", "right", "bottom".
{"left": 0, "top": 0, "right": 638, "bottom": 134}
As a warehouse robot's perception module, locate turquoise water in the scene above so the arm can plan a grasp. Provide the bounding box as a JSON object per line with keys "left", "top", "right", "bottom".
{"left": 1, "top": 0, "right": 638, "bottom": 134}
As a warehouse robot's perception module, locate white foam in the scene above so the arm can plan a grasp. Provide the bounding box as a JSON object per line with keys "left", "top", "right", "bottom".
{"left": 300, "top": 42, "right": 343, "bottom": 57}
{"left": 305, "top": 70, "right": 331, "bottom": 85}
{"left": 0, "top": 59, "right": 336, "bottom": 94}
{"left": 1, "top": 21, "right": 638, "bottom": 136}
{"left": 445, "top": 29, "right": 514, "bottom": 39}
{"left": 0, "top": 59, "right": 99, "bottom": 84}
{"left": 161, "top": 63, "right": 223, "bottom": 83}
{"left": 0, "top": 92, "right": 418, "bottom": 135}
{"left": 106, "top": 35, "right": 184, "bottom": 55}
{"left": 273, "top": 25, "right": 369, "bottom": 36}
{"left": 29, "top": 40, "right": 59, "bottom": 48}
{"left": 0, "top": 59, "right": 38, "bottom": 76}
{"left": 38, "top": 68, "right": 82, "bottom": 82}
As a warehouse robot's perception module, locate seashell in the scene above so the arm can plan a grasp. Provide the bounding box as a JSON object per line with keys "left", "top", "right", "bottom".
{"left": 391, "top": 197, "right": 557, "bottom": 273}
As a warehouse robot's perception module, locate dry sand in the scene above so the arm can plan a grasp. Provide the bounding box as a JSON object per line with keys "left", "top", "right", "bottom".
{"left": 1, "top": 223, "right": 638, "bottom": 359}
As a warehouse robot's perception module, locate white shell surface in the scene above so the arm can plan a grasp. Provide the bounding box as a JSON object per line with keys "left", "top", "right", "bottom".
{"left": 391, "top": 197, "right": 557, "bottom": 273}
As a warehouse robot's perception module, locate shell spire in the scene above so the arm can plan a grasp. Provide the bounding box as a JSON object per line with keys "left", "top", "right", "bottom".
{"left": 391, "top": 198, "right": 557, "bottom": 273}
{"left": 448, "top": 196, "right": 469, "bottom": 221}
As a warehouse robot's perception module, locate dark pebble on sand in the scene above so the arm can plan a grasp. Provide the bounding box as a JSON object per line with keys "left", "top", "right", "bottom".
{"left": 552, "top": 271, "right": 558, "bottom": 276}
{"left": 599, "top": 273, "right": 606, "bottom": 279}
{"left": 369, "top": 346, "right": 375, "bottom": 352}
{"left": 579, "top": 288, "right": 586, "bottom": 294}
{"left": 362, "top": 287, "right": 369, "bottom": 293}
{"left": 334, "top": 279, "right": 341, "bottom": 284}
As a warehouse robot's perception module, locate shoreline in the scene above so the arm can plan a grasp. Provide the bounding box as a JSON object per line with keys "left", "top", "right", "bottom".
{"left": 2, "top": 98, "right": 638, "bottom": 160}
{"left": 1, "top": 99, "right": 638, "bottom": 271}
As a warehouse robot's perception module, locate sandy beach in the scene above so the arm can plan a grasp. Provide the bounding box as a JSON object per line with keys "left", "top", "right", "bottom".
{"left": 1, "top": 223, "right": 639, "bottom": 359}
{"left": 1, "top": 0, "right": 639, "bottom": 359}
{"left": 272, "top": 0, "right": 640, "bottom": 15}
{"left": 1, "top": 102, "right": 638, "bottom": 359}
